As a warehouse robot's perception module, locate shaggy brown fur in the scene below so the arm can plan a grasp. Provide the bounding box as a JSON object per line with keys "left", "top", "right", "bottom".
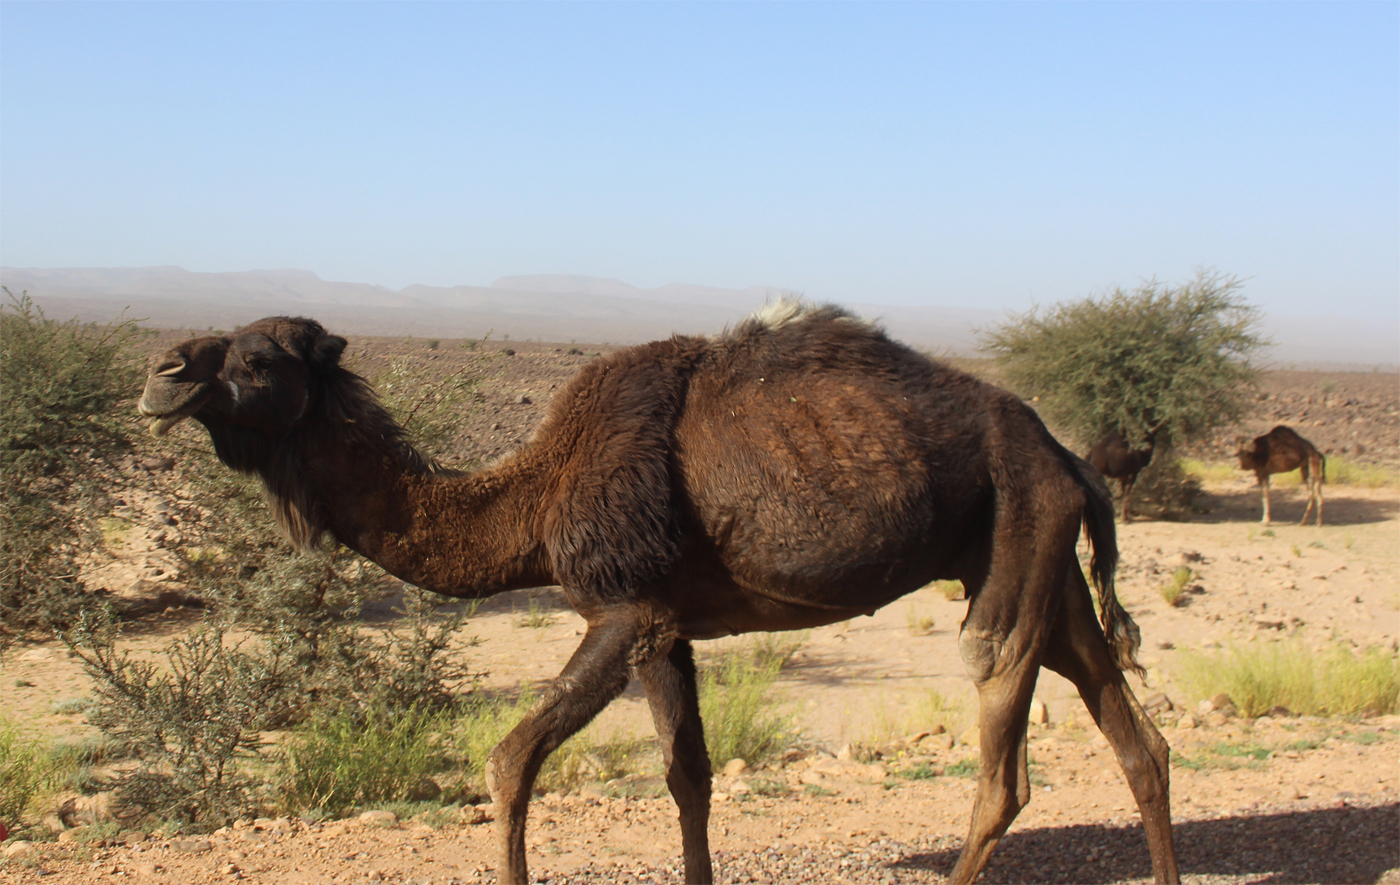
{"left": 139, "top": 303, "right": 1178, "bottom": 885}
{"left": 1087, "top": 428, "right": 1159, "bottom": 522}
{"left": 1237, "top": 425, "right": 1326, "bottom": 526}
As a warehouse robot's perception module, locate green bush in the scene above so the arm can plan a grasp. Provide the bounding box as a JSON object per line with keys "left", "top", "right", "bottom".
{"left": 0, "top": 290, "right": 142, "bottom": 651}
{"left": 699, "top": 637, "right": 799, "bottom": 766}
{"left": 278, "top": 703, "right": 453, "bottom": 818}
{"left": 980, "top": 269, "right": 1267, "bottom": 514}
{"left": 1180, "top": 637, "right": 1400, "bottom": 718}
{"left": 67, "top": 610, "right": 294, "bottom": 828}
{"left": 0, "top": 713, "right": 80, "bottom": 831}
{"left": 981, "top": 269, "right": 1266, "bottom": 446}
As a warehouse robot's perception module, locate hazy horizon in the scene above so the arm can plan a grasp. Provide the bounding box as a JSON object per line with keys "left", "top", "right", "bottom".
{"left": 1, "top": 4, "right": 1396, "bottom": 322}
{"left": 6, "top": 264, "right": 1396, "bottom": 369}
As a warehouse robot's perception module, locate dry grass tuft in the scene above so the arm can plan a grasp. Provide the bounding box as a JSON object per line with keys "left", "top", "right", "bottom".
{"left": 1179, "top": 637, "right": 1400, "bottom": 718}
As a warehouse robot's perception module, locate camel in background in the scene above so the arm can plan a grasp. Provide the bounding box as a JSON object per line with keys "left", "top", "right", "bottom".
{"left": 138, "top": 302, "right": 1179, "bottom": 885}
{"left": 1237, "top": 425, "right": 1326, "bottom": 526}
{"left": 1087, "top": 427, "right": 1161, "bottom": 522}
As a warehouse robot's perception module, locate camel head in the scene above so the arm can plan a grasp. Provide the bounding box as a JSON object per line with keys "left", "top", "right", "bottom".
{"left": 1235, "top": 436, "right": 1261, "bottom": 470}
{"left": 138, "top": 316, "right": 347, "bottom": 442}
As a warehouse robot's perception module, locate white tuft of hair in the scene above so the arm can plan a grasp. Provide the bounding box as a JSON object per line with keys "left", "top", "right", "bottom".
{"left": 749, "top": 299, "right": 811, "bottom": 330}
{"left": 747, "top": 298, "right": 867, "bottom": 331}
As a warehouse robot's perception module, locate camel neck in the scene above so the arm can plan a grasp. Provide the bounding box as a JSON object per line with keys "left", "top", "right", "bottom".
{"left": 283, "top": 428, "right": 555, "bottom": 598}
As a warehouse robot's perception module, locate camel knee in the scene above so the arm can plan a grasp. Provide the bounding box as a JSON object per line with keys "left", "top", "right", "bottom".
{"left": 959, "top": 631, "right": 1003, "bottom": 684}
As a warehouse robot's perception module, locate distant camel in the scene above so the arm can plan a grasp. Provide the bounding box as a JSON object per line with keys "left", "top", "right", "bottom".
{"left": 1237, "top": 425, "right": 1325, "bottom": 526}
{"left": 138, "top": 303, "right": 1179, "bottom": 885}
{"left": 1086, "top": 427, "right": 1161, "bottom": 522}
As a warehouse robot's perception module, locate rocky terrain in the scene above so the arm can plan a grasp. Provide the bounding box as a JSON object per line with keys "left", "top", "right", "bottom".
{"left": 1, "top": 330, "right": 1397, "bottom": 884}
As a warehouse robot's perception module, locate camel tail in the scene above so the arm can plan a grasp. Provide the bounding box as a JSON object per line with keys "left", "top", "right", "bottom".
{"left": 1065, "top": 446, "right": 1145, "bottom": 678}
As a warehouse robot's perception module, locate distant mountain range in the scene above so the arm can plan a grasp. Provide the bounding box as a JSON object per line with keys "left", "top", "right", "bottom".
{"left": 3, "top": 266, "right": 1395, "bottom": 369}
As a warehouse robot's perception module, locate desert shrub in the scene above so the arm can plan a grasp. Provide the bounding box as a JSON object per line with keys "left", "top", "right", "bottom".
{"left": 699, "top": 637, "right": 799, "bottom": 766}
{"left": 277, "top": 702, "right": 453, "bottom": 818}
{"left": 1179, "top": 638, "right": 1400, "bottom": 718}
{"left": 981, "top": 269, "right": 1267, "bottom": 513}
{"left": 0, "top": 290, "right": 142, "bottom": 651}
{"left": 65, "top": 610, "right": 296, "bottom": 828}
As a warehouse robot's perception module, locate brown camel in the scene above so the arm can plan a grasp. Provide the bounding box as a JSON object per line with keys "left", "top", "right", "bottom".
{"left": 1237, "top": 425, "right": 1325, "bottom": 526}
{"left": 1086, "top": 427, "right": 1161, "bottom": 522}
{"left": 138, "top": 303, "right": 1179, "bottom": 885}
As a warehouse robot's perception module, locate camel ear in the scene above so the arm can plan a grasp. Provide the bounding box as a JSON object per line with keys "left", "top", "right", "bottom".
{"left": 312, "top": 334, "right": 347, "bottom": 368}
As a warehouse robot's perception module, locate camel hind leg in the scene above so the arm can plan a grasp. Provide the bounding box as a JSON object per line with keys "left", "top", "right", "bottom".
{"left": 947, "top": 509, "right": 1075, "bottom": 883}
{"left": 1042, "top": 566, "right": 1179, "bottom": 883}
{"left": 637, "top": 638, "right": 713, "bottom": 883}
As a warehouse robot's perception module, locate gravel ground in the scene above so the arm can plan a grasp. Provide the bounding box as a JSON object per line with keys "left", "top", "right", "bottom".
{"left": 535, "top": 801, "right": 1400, "bottom": 885}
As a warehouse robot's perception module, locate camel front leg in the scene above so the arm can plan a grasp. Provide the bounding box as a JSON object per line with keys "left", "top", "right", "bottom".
{"left": 1260, "top": 476, "right": 1272, "bottom": 524}
{"left": 638, "top": 638, "right": 714, "bottom": 883}
{"left": 485, "top": 612, "right": 649, "bottom": 884}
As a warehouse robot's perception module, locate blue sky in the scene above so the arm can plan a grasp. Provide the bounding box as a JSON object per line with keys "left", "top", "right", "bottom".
{"left": 2, "top": 2, "right": 1396, "bottom": 318}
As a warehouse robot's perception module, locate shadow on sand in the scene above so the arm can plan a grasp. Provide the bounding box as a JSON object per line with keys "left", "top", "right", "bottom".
{"left": 897, "top": 802, "right": 1400, "bottom": 884}
{"left": 1183, "top": 485, "right": 1397, "bottom": 527}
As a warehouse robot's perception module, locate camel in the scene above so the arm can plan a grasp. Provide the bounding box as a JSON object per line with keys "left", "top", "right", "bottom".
{"left": 1086, "top": 427, "right": 1161, "bottom": 522}
{"left": 1237, "top": 425, "right": 1325, "bottom": 526}
{"left": 138, "top": 302, "right": 1179, "bottom": 885}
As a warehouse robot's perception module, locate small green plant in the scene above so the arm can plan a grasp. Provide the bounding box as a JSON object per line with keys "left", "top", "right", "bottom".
{"left": 1180, "top": 637, "right": 1400, "bottom": 718}
{"left": 514, "top": 596, "right": 556, "bottom": 630}
{"left": 1307, "top": 541, "right": 1325, "bottom": 549}
{"left": 932, "top": 580, "right": 964, "bottom": 601}
{"left": 745, "top": 630, "right": 810, "bottom": 670}
{"left": 699, "top": 638, "right": 798, "bottom": 766}
{"left": 895, "top": 761, "right": 943, "bottom": 781}
{"left": 278, "top": 703, "right": 452, "bottom": 818}
{"left": 0, "top": 714, "right": 80, "bottom": 830}
{"left": 1161, "top": 567, "right": 1193, "bottom": 607}
{"left": 50, "top": 696, "right": 96, "bottom": 716}
{"left": 1292, "top": 543, "right": 1303, "bottom": 558}
{"left": 425, "top": 339, "right": 440, "bottom": 351}
{"left": 1260, "top": 528, "right": 1276, "bottom": 538}
{"left": 943, "top": 758, "right": 979, "bottom": 778}
{"left": 905, "top": 601, "right": 935, "bottom": 636}
{"left": 1341, "top": 730, "right": 1384, "bottom": 746}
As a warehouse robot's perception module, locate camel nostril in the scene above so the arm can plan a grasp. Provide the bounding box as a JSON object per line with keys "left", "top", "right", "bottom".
{"left": 155, "top": 359, "right": 185, "bottom": 377}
